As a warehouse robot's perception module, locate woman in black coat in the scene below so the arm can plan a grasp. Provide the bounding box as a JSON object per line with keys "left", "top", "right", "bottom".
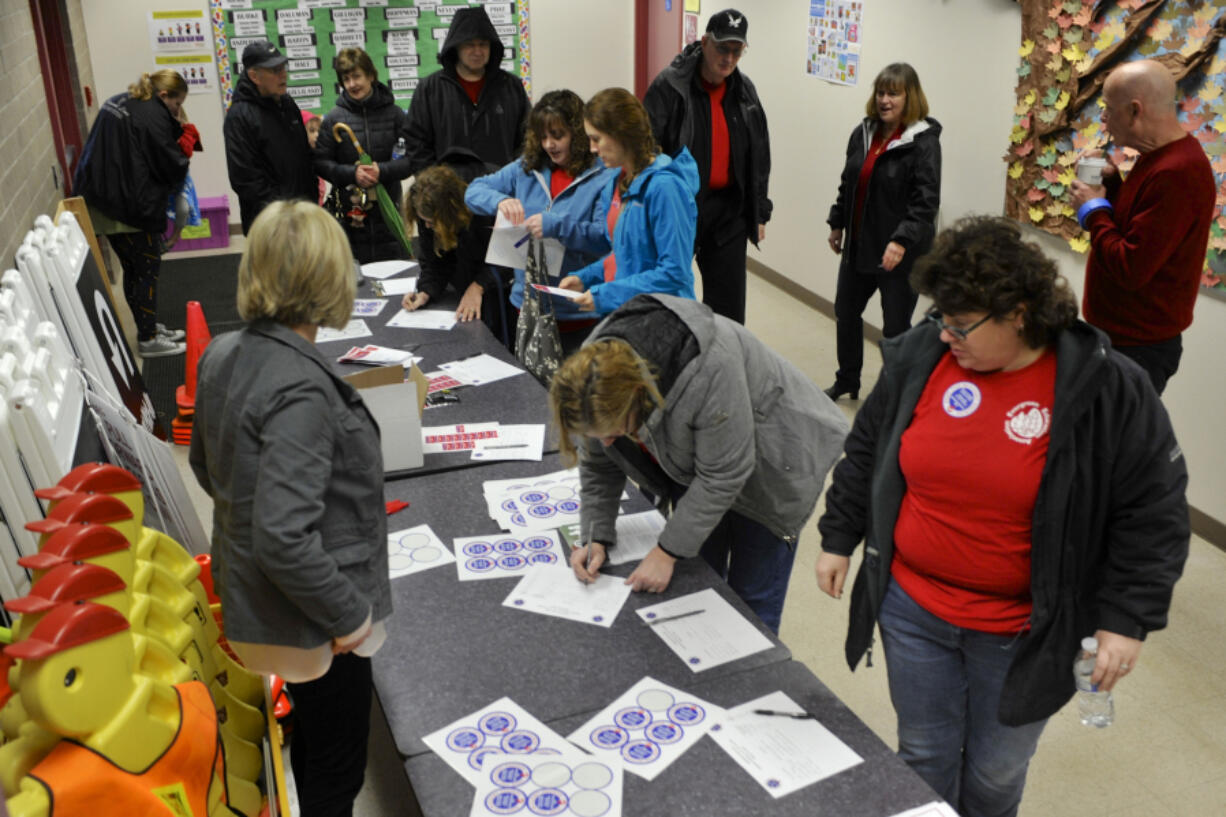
{"left": 314, "top": 48, "right": 412, "bottom": 263}
{"left": 825, "top": 63, "right": 941, "bottom": 400}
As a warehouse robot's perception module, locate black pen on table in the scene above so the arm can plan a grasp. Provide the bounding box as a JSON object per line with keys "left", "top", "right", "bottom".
{"left": 583, "top": 522, "right": 595, "bottom": 582}
{"left": 646, "top": 608, "right": 705, "bottom": 626}
{"left": 752, "top": 709, "right": 817, "bottom": 720}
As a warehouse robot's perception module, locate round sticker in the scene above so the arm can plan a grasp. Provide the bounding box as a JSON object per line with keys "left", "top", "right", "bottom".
{"left": 614, "top": 707, "right": 652, "bottom": 729}
{"left": 621, "top": 739, "right": 661, "bottom": 764}
{"left": 528, "top": 552, "right": 557, "bottom": 565}
{"left": 410, "top": 545, "right": 441, "bottom": 563}
{"left": 1004, "top": 400, "right": 1051, "bottom": 445}
{"left": 501, "top": 730, "right": 541, "bottom": 753}
{"left": 548, "top": 485, "right": 576, "bottom": 500}
{"left": 942, "top": 381, "right": 982, "bottom": 418}
{"left": 497, "top": 554, "right": 528, "bottom": 571}
{"left": 501, "top": 499, "right": 519, "bottom": 513}
{"left": 468, "top": 746, "right": 503, "bottom": 771}
{"left": 494, "top": 538, "right": 523, "bottom": 554}
{"left": 463, "top": 541, "right": 493, "bottom": 557}
{"left": 571, "top": 762, "right": 614, "bottom": 790}
{"left": 668, "top": 702, "right": 706, "bottom": 726}
{"left": 466, "top": 556, "right": 496, "bottom": 573}
{"left": 569, "top": 790, "right": 612, "bottom": 817}
{"left": 479, "top": 712, "right": 517, "bottom": 735}
{"left": 527, "top": 504, "right": 557, "bottom": 519}
{"left": 445, "top": 727, "right": 484, "bottom": 752}
{"left": 557, "top": 499, "right": 581, "bottom": 514}
{"left": 484, "top": 788, "right": 527, "bottom": 814}
{"left": 646, "top": 722, "right": 683, "bottom": 744}
{"left": 589, "top": 725, "right": 628, "bottom": 749}
{"left": 531, "top": 761, "right": 571, "bottom": 788}
{"left": 520, "top": 490, "right": 549, "bottom": 504}
{"left": 527, "top": 788, "right": 569, "bottom": 816}
{"left": 489, "top": 761, "right": 531, "bottom": 787}
{"left": 524, "top": 536, "right": 553, "bottom": 551}
{"left": 636, "top": 688, "right": 675, "bottom": 711}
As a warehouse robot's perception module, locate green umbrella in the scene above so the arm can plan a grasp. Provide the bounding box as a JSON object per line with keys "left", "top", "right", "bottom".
{"left": 332, "top": 122, "right": 413, "bottom": 258}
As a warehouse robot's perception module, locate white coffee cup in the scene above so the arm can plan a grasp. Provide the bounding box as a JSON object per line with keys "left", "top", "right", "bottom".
{"left": 1077, "top": 156, "right": 1108, "bottom": 186}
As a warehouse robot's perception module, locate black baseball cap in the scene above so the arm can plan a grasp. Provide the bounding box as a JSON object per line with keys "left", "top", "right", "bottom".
{"left": 242, "top": 41, "right": 288, "bottom": 71}
{"left": 706, "top": 9, "right": 749, "bottom": 44}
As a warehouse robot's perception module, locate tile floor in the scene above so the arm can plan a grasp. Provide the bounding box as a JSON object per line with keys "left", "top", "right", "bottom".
{"left": 158, "top": 261, "right": 1225, "bottom": 816}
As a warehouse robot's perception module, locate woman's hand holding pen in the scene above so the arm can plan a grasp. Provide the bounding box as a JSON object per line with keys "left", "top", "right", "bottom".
{"left": 571, "top": 541, "right": 607, "bottom": 583}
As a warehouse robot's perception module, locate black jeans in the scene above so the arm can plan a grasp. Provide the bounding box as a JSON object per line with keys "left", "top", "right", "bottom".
{"left": 695, "top": 188, "right": 748, "bottom": 324}
{"left": 1114, "top": 335, "right": 1182, "bottom": 396}
{"left": 288, "top": 653, "right": 372, "bottom": 817}
{"left": 832, "top": 256, "right": 918, "bottom": 389}
{"left": 108, "top": 231, "right": 163, "bottom": 341}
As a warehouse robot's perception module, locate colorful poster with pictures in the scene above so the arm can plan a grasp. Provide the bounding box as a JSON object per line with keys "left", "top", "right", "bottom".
{"left": 154, "top": 54, "right": 217, "bottom": 93}
{"left": 149, "top": 9, "right": 212, "bottom": 53}
{"left": 806, "top": 0, "right": 863, "bottom": 86}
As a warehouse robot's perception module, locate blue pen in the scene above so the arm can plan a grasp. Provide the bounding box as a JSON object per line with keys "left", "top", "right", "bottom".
{"left": 514, "top": 234, "right": 530, "bottom": 248}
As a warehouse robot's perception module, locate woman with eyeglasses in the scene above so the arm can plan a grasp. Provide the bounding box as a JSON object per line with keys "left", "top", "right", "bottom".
{"left": 814, "top": 216, "right": 1189, "bottom": 817}
{"left": 824, "top": 62, "right": 941, "bottom": 401}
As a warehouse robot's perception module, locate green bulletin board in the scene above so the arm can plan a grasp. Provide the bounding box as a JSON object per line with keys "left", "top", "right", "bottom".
{"left": 208, "top": 0, "right": 532, "bottom": 116}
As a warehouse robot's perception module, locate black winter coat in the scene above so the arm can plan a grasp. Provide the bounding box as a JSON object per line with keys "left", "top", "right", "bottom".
{"left": 224, "top": 76, "right": 316, "bottom": 234}
{"left": 315, "top": 82, "right": 411, "bottom": 257}
{"left": 643, "top": 41, "right": 772, "bottom": 246}
{"left": 818, "top": 320, "right": 1189, "bottom": 726}
{"left": 827, "top": 117, "right": 941, "bottom": 278}
{"left": 404, "top": 7, "right": 530, "bottom": 177}
{"left": 74, "top": 93, "right": 189, "bottom": 234}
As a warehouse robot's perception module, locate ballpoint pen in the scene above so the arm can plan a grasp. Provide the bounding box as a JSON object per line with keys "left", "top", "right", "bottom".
{"left": 646, "top": 608, "right": 705, "bottom": 626}
{"left": 752, "top": 709, "right": 817, "bottom": 720}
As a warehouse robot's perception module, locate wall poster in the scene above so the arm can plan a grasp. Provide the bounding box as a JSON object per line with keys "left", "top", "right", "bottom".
{"left": 806, "top": 0, "right": 863, "bottom": 86}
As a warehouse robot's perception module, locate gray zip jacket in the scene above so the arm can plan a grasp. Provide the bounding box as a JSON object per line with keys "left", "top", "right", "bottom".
{"left": 578, "top": 295, "right": 849, "bottom": 557}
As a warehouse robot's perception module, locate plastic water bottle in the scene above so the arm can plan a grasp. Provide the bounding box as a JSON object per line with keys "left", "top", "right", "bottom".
{"left": 392, "top": 137, "right": 406, "bottom": 160}
{"left": 1073, "top": 636, "right": 1114, "bottom": 727}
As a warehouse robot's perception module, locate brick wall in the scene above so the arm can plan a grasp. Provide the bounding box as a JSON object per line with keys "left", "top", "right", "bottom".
{"left": 0, "top": 0, "right": 62, "bottom": 271}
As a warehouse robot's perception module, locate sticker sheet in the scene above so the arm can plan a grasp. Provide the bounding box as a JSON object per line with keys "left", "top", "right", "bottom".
{"left": 454, "top": 531, "right": 565, "bottom": 581}
{"left": 387, "top": 524, "right": 454, "bottom": 579}
{"left": 566, "top": 677, "right": 725, "bottom": 781}
{"left": 422, "top": 697, "right": 576, "bottom": 789}
{"left": 469, "top": 751, "right": 623, "bottom": 817}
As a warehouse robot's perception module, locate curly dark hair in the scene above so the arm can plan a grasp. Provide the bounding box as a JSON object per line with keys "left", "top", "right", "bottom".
{"left": 521, "top": 89, "right": 593, "bottom": 177}
{"left": 910, "top": 216, "right": 1078, "bottom": 348}
{"left": 402, "top": 166, "right": 471, "bottom": 254}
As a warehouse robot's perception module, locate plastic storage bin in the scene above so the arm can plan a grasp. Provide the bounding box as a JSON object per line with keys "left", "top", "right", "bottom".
{"left": 165, "top": 196, "right": 230, "bottom": 253}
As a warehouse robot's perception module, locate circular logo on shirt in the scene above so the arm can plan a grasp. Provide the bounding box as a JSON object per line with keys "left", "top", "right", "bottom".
{"left": 942, "top": 381, "right": 982, "bottom": 418}
{"left": 1004, "top": 401, "right": 1051, "bottom": 445}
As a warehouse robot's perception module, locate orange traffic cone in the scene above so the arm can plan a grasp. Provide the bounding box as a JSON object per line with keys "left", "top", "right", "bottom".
{"left": 171, "top": 301, "right": 211, "bottom": 445}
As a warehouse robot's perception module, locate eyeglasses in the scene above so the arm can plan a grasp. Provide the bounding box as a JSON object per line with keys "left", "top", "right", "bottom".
{"left": 714, "top": 42, "right": 746, "bottom": 57}
{"left": 925, "top": 308, "right": 993, "bottom": 341}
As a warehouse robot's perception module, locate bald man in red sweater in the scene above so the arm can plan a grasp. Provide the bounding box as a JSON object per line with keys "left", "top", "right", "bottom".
{"left": 1071, "top": 59, "right": 1214, "bottom": 395}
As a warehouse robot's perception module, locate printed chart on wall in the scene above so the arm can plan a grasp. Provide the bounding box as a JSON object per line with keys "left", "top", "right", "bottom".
{"left": 149, "top": 10, "right": 218, "bottom": 96}
{"left": 806, "top": 0, "right": 863, "bottom": 86}
{"left": 207, "top": 0, "right": 532, "bottom": 116}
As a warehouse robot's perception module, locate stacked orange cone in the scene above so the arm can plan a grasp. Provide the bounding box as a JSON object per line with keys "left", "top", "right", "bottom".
{"left": 171, "top": 301, "right": 211, "bottom": 445}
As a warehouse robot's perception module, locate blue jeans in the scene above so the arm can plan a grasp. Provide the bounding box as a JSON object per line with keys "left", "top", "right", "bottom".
{"left": 698, "top": 510, "right": 796, "bottom": 634}
{"left": 878, "top": 580, "right": 1048, "bottom": 817}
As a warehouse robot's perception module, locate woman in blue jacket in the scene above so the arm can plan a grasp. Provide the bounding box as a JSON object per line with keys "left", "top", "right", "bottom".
{"left": 558, "top": 88, "right": 699, "bottom": 316}
{"left": 466, "top": 90, "right": 617, "bottom": 348}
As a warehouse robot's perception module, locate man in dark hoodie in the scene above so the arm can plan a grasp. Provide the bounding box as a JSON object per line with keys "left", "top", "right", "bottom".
{"left": 224, "top": 41, "right": 317, "bottom": 234}
{"left": 404, "top": 6, "right": 531, "bottom": 183}
{"left": 644, "top": 8, "right": 772, "bottom": 325}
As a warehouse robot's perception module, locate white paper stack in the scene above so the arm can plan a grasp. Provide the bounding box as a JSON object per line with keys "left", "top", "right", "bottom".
{"left": 337, "top": 345, "right": 421, "bottom": 368}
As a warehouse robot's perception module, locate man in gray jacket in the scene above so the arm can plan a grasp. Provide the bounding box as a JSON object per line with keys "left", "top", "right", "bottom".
{"left": 553, "top": 294, "right": 848, "bottom": 632}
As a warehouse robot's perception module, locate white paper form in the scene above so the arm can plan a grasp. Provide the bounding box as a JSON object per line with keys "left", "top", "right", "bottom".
{"left": 471, "top": 424, "right": 546, "bottom": 461}
{"left": 422, "top": 697, "right": 576, "bottom": 788}
{"left": 337, "top": 345, "right": 421, "bottom": 368}
{"left": 371, "top": 276, "right": 417, "bottom": 297}
{"left": 361, "top": 259, "right": 420, "bottom": 279}
{"left": 438, "top": 353, "right": 526, "bottom": 386}
{"left": 387, "top": 524, "right": 454, "bottom": 579}
{"left": 503, "top": 565, "right": 632, "bottom": 628}
{"left": 566, "top": 677, "right": 725, "bottom": 781}
{"left": 469, "top": 751, "right": 623, "bottom": 817}
{"left": 454, "top": 531, "right": 565, "bottom": 581}
{"left": 604, "top": 510, "right": 665, "bottom": 565}
{"left": 422, "top": 422, "right": 501, "bottom": 454}
{"left": 386, "top": 308, "right": 458, "bottom": 331}
{"left": 707, "top": 690, "right": 863, "bottom": 798}
{"left": 315, "top": 319, "right": 372, "bottom": 344}
{"left": 888, "top": 803, "right": 960, "bottom": 817}
{"left": 636, "top": 588, "right": 773, "bottom": 672}
{"left": 351, "top": 298, "right": 388, "bottom": 318}
{"left": 530, "top": 283, "right": 583, "bottom": 301}
{"left": 486, "top": 212, "right": 565, "bottom": 279}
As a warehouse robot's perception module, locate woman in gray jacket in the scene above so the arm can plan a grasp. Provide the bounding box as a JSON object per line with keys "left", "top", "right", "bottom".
{"left": 190, "top": 200, "right": 391, "bottom": 817}
{"left": 550, "top": 294, "right": 849, "bottom": 632}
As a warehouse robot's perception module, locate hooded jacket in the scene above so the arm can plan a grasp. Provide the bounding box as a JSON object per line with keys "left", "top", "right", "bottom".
{"left": 827, "top": 117, "right": 942, "bottom": 278}
{"left": 74, "top": 92, "right": 189, "bottom": 234}
{"left": 465, "top": 158, "right": 618, "bottom": 319}
{"left": 577, "top": 295, "right": 850, "bottom": 559}
{"left": 224, "top": 75, "right": 317, "bottom": 234}
{"left": 818, "top": 320, "right": 1188, "bottom": 726}
{"left": 643, "top": 40, "right": 772, "bottom": 245}
{"left": 314, "top": 80, "right": 411, "bottom": 255}
{"left": 404, "top": 7, "right": 531, "bottom": 177}
{"left": 573, "top": 150, "right": 701, "bottom": 315}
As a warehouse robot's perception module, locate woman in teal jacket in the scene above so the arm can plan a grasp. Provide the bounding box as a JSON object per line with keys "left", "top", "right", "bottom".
{"left": 466, "top": 90, "right": 617, "bottom": 330}
{"left": 559, "top": 88, "right": 699, "bottom": 316}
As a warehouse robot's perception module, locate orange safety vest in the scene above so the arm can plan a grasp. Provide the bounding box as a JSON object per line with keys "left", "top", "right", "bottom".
{"left": 28, "top": 681, "right": 227, "bottom": 817}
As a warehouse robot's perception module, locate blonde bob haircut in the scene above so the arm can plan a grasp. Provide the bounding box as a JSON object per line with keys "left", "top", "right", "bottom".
{"left": 237, "top": 200, "right": 355, "bottom": 330}
{"left": 128, "top": 69, "right": 188, "bottom": 101}
{"left": 865, "top": 62, "right": 929, "bottom": 128}
{"left": 549, "top": 338, "right": 664, "bottom": 465}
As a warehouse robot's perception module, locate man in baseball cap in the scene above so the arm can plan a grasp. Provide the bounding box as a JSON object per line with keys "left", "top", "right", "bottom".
{"left": 643, "top": 9, "right": 772, "bottom": 325}
{"left": 224, "top": 40, "right": 316, "bottom": 233}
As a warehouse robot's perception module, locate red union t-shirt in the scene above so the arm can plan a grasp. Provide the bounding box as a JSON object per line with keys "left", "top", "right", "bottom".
{"left": 892, "top": 347, "right": 1057, "bottom": 634}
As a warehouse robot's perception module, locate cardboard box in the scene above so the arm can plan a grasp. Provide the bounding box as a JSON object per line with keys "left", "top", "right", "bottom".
{"left": 343, "top": 363, "right": 428, "bottom": 473}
